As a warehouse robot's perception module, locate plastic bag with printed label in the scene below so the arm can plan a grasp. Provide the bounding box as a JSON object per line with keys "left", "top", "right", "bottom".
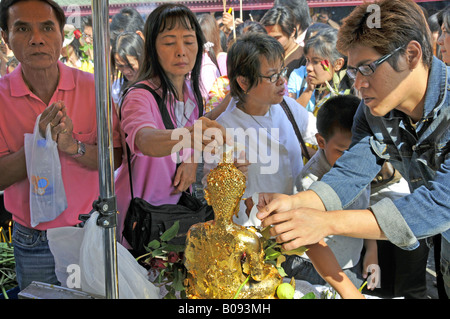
{"left": 24, "top": 114, "right": 67, "bottom": 227}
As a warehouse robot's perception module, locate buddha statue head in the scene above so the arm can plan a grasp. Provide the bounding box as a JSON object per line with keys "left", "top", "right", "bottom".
{"left": 204, "top": 158, "right": 246, "bottom": 221}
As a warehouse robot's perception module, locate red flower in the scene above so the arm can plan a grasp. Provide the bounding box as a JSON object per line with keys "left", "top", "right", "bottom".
{"left": 167, "top": 252, "right": 180, "bottom": 263}
{"left": 321, "top": 59, "right": 330, "bottom": 72}
{"left": 150, "top": 258, "right": 167, "bottom": 270}
{"left": 73, "top": 29, "right": 82, "bottom": 40}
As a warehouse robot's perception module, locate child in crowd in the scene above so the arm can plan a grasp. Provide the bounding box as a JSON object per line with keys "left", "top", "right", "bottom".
{"left": 287, "top": 22, "right": 333, "bottom": 113}
{"left": 284, "top": 95, "right": 379, "bottom": 290}
{"left": 111, "top": 31, "right": 144, "bottom": 106}
{"left": 288, "top": 27, "right": 353, "bottom": 115}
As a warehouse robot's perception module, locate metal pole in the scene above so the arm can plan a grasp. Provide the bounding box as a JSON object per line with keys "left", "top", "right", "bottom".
{"left": 91, "top": 0, "right": 119, "bottom": 299}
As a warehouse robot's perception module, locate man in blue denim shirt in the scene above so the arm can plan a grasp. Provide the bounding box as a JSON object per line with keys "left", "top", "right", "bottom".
{"left": 257, "top": 0, "right": 450, "bottom": 298}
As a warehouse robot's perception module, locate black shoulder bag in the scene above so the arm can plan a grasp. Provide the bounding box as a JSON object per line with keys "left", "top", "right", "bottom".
{"left": 120, "top": 84, "right": 214, "bottom": 255}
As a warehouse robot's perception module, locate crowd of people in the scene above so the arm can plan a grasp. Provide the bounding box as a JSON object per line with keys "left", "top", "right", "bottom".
{"left": 0, "top": 0, "right": 449, "bottom": 300}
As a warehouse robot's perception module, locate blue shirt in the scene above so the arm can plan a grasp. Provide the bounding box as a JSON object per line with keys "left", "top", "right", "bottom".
{"left": 287, "top": 66, "right": 316, "bottom": 113}
{"left": 309, "top": 56, "right": 450, "bottom": 250}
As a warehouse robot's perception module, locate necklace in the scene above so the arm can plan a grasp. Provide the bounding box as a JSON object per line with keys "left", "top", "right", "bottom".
{"left": 239, "top": 103, "right": 280, "bottom": 143}
{"left": 284, "top": 43, "right": 299, "bottom": 61}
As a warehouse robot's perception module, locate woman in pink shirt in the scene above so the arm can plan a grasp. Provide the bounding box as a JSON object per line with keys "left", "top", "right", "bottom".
{"left": 115, "top": 4, "right": 227, "bottom": 247}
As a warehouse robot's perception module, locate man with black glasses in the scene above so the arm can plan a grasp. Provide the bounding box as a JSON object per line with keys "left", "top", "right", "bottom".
{"left": 256, "top": 0, "right": 450, "bottom": 299}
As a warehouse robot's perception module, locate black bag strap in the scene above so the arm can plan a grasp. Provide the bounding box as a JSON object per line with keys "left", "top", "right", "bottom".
{"left": 280, "top": 98, "right": 311, "bottom": 161}
{"left": 119, "top": 83, "right": 192, "bottom": 199}
{"left": 121, "top": 83, "right": 175, "bottom": 129}
{"left": 120, "top": 84, "right": 166, "bottom": 199}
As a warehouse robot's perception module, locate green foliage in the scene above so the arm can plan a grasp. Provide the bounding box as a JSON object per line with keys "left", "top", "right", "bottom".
{"left": 301, "top": 292, "right": 316, "bottom": 299}
{"left": 137, "top": 221, "right": 187, "bottom": 299}
{"left": 258, "top": 226, "right": 308, "bottom": 278}
{"left": 0, "top": 242, "right": 17, "bottom": 299}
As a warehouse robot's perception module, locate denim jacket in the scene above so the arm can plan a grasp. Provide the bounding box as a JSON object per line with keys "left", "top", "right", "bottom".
{"left": 309, "top": 56, "right": 450, "bottom": 250}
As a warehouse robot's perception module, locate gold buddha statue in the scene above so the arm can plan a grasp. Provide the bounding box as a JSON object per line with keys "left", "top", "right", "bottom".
{"left": 184, "top": 151, "right": 282, "bottom": 299}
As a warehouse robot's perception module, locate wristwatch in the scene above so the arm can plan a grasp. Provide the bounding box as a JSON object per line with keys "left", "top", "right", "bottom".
{"left": 72, "top": 140, "right": 86, "bottom": 158}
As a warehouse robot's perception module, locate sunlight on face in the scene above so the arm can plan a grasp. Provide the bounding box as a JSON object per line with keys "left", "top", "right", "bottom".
{"left": 305, "top": 48, "right": 333, "bottom": 86}
{"left": 244, "top": 56, "right": 286, "bottom": 111}
{"left": 265, "top": 24, "right": 293, "bottom": 53}
{"left": 155, "top": 22, "right": 198, "bottom": 83}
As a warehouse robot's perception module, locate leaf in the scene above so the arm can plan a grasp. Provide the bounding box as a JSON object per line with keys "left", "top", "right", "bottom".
{"left": 277, "top": 266, "right": 287, "bottom": 277}
{"left": 147, "top": 240, "right": 161, "bottom": 250}
{"left": 233, "top": 274, "right": 250, "bottom": 299}
{"left": 264, "top": 248, "right": 281, "bottom": 261}
{"left": 332, "top": 72, "right": 340, "bottom": 88}
{"left": 151, "top": 248, "right": 165, "bottom": 258}
{"left": 156, "top": 269, "right": 166, "bottom": 283}
{"left": 163, "top": 243, "right": 185, "bottom": 253}
{"left": 260, "top": 226, "right": 271, "bottom": 241}
{"left": 301, "top": 292, "right": 316, "bottom": 299}
{"left": 276, "top": 255, "right": 286, "bottom": 268}
{"left": 281, "top": 246, "right": 308, "bottom": 256}
{"left": 171, "top": 268, "right": 186, "bottom": 292}
{"left": 163, "top": 286, "right": 177, "bottom": 299}
{"left": 160, "top": 221, "right": 180, "bottom": 242}
{"left": 164, "top": 292, "right": 177, "bottom": 299}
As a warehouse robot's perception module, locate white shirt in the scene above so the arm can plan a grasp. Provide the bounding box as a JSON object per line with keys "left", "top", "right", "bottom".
{"left": 203, "top": 96, "right": 317, "bottom": 225}
{"left": 174, "top": 98, "right": 196, "bottom": 128}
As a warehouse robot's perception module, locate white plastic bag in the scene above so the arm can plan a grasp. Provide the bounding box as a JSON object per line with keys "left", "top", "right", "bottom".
{"left": 47, "top": 226, "right": 84, "bottom": 288}
{"left": 49, "top": 212, "right": 160, "bottom": 299}
{"left": 24, "top": 114, "right": 67, "bottom": 227}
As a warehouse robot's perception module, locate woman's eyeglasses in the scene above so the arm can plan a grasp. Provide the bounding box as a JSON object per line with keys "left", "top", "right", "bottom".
{"left": 346, "top": 45, "right": 404, "bottom": 80}
{"left": 259, "top": 67, "right": 288, "bottom": 83}
{"left": 82, "top": 33, "right": 93, "bottom": 41}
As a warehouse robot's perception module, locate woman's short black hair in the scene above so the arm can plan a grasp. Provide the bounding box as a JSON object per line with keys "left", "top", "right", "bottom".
{"left": 227, "top": 32, "right": 284, "bottom": 104}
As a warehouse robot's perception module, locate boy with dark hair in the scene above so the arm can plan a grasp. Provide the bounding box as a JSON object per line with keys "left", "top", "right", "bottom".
{"left": 301, "top": 95, "right": 359, "bottom": 183}
{"left": 284, "top": 95, "right": 379, "bottom": 290}
{"left": 273, "top": 0, "right": 311, "bottom": 45}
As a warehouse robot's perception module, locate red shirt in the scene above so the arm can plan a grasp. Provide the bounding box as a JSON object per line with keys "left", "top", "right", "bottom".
{"left": 0, "top": 61, "right": 122, "bottom": 229}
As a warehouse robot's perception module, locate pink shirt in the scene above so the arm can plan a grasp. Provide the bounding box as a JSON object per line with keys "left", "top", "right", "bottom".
{"left": 0, "top": 61, "right": 122, "bottom": 230}
{"left": 114, "top": 79, "right": 200, "bottom": 243}
{"left": 200, "top": 52, "right": 221, "bottom": 99}
{"left": 217, "top": 52, "right": 227, "bottom": 76}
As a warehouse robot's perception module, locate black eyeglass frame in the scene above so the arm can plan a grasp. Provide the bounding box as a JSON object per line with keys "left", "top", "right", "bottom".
{"left": 259, "top": 67, "right": 288, "bottom": 83}
{"left": 346, "top": 45, "right": 405, "bottom": 80}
